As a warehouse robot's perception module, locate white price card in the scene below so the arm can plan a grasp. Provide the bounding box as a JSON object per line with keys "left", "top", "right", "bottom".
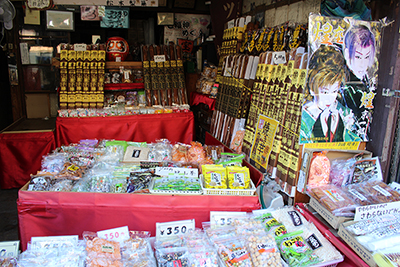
{"left": 31, "top": 235, "right": 78, "bottom": 249}
{"left": 155, "top": 167, "right": 198, "bottom": 178}
{"left": 210, "top": 211, "right": 246, "bottom": 228}
{"left": 154, "top": 55, "right": 166, "bottom": 62}
{"left": 272, "top": 51, "right": 287, "bottom": 65}
{"left": 354, "top": 201, "right": 400, "bottom": 221}
{"left": 0, "top": 241, "right": 19, "bottom": 258}
{"left": 156, "top": 219, "right": 195, "bottom": 238}
{"left": 97, "top": 226, "right": 130, "bottom": 243}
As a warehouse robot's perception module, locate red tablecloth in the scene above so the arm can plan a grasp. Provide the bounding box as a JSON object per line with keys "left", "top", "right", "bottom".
{"left": 190, "top": 92, "right": 216, "bottom": 110}
{"left": 0, "top": 131, "right": 56, "bottom": 189}
{"left": 56, "top": 112, "right": 195, "bottom": 146}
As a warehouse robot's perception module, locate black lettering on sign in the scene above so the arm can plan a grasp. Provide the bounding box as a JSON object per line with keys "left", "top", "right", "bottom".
{"left": 132, "top": 150, "right": 141, "bottom": 158}
{"left": 288, "top": 211, "right": 303, "bottom": 226}
{"left": 306, "top": 234, "right": 323, "bottom": 250}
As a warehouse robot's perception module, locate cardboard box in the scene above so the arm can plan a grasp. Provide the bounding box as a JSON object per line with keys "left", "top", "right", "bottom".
{"left": 309, "top": 196, "right": 352, "bottom": 229}
{"left": 338, "top": 221, "right": 378, "bottom": 267}
{"left": 297, "top": 149, "right": 372, "bottom": 194}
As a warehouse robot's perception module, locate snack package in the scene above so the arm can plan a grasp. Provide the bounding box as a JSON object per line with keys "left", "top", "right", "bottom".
{"left": 171, "top": 143, "right": 190, "bottom": 162}
{"left": 345, "top": 214, "right": 400, "bottom": 236}
{"left": 202, "top": 164, "right": 227, "bottom": 189}
{"left": 227, "top": 166, "right": 251, "bottom": 189}
{"left": 55, "top": 162, "right": 86, "bottom": 180}
{"left": 110, "top": 177, "right": 127, "bottom": 193}
{"left": 373, "top": 247, "right": 400, "bottom": 267}
{"left": 83, "top": 231, "right": 122, "bottom": 267}
{"left": 187, "top": 141, "right": 206, "bottom": 163}
{"left": 48, "top": 179, "right": 74, "bottom": 192}
{"left": 345, "top": 180, "right": 400, "bottom": 206}
{"left": 126, "top": 171, "right": 154, "bottom": 193}
{"left": 121, "top": 231, "right": 157, "bottom": 267}
{"left": 300, "top": 223, "right": 343, "bottom": 263}
{"left": 213, "top": 237, "right": 253, "bottom": 267}
{"left": 351, "top": 157, "right": 383, "bottom": 184}
{"left": 308, "top": 151, "right": 330, "bottom": 188}
{"left": 41, "top": 152, "right": 68, "bottom": 173}
{"left": 276, "top": 231, "right": 321, "bottom": 267}
{"left": 244, "top": 231, "right": 282, "bottom": 267}
{"left": 27, "top": 175, "right": 52, "bottom": 191}
{"left": 148, "top": 139, "right": 172, "bottom": 162}
{"left": 309, "top": 184, "right": 358, "bottom": 216}
{"left": 271, "top": 206, "right": 309, "bottom": 233}
{"left": 203, "top": 145, "right": 224, "bottom": 162}
{"left": 329, "top": 157, "right": 357, "bottom": 187}
{"left": 155, "top": 247, "right": 190, "bottom": 267}
{"left": 357, "top": 223, "right": 400, "bottom": 251}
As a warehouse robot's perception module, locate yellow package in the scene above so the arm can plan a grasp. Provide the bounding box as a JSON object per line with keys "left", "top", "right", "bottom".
{"left": 227, "top": 166, "right": 250, "bottom": 189}
{"left": 202, "top": 164, "right": 227, "bottom": 189}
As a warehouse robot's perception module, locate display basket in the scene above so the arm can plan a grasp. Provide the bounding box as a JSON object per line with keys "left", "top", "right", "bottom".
{"left": 200, "top": 175, "right": 257, "bottom": 196}
{"left": 149, "top": 177, "right": 203, "bottom": 195}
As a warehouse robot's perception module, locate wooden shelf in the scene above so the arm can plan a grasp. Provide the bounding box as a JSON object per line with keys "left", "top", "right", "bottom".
{"left": 105, "top": 61, "right": 142, "bottom": 69}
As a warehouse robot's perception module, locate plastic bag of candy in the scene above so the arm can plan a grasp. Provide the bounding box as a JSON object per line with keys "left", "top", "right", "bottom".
{"left": 329, "top": 157, "right": 357, "bottom": 187}
{"left": 155, "top": 247, "right": 190, "bottom": 267}
{"left": 148, "top": 139, "right": 172, "bottom": 162}
{"left": 83, "top": 231, "right": 122, "bottom": 266}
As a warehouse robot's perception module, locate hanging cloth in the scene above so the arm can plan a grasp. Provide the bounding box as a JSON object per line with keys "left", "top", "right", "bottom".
{"left": 321, "top": 0, "right": 371, "bottom": 21}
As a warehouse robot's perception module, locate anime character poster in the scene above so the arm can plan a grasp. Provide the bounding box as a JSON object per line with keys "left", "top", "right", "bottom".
{"left": 299, "top": 14, "right": 382, "bottom": 144}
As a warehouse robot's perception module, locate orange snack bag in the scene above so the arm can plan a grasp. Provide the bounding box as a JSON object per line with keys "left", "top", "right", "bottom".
{"left": 187, "top": 141, "right": 206, "bottom": 162}
{"left": 308, "top": 151, "right": 330, "bottom": 188}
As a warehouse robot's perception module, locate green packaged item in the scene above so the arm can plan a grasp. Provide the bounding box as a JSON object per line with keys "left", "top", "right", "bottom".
{"left": 105, "top": 140, "right": 128, "bottom": 152}
{"left": 276, "top": 231, "right": 320, "bottom": 267}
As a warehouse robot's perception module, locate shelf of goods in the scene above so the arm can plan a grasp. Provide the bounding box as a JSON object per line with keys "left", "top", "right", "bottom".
{"left": 17, "top": 135, "right": 262, "bottom": 251}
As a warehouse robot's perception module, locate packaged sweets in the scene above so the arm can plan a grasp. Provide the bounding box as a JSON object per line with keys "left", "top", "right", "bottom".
{"left": 83, "top": 232, "right": 122, "bottom": 267}
{"left": 345, "top": 214, "right": 400, "bottom": 236}
{"left": 329, "top": 157, "right": 357, "bottom": 187}
{"left": 373, "top": 247, "right": 400, "bottom": 267}
{"left": 276, "top": 231, "right": 321, "bottom": 267}
{"left": 310, "top": 184, "right": 358, "bottom": 216}
{"left": 351, "top": 157, "right": 382, "bottom": 184}
{"left": 271, "top": 206, "right": 309, "bottom": 233}
{"left": 48, "top": 179, "right": 74, "bottom": 192}
{"left": 202, "top": 165, "right": 227, "bottom": 189}
{"left": 171, "top": 143, "right": 189, "bottom": 162}
{"left": 345, "top": 180, "right": 400, "bottom": 205}
{"left": 244, "top": 231, "right": 282, "bottom": 267}
{"left": 203, "top": 145, "right": 224, "bottom": 161}
{"left": 227, "top": 166, "right": 251, "bottom": 189}
{"left": 156, "top": 247, "right": 190, "bottom": 267}
{"left": 213, "top": 237, "right": 253, "bottom": 267}
{"left": 299, "top": 223, "right": 343, "bottom": 263}
{"left": 308, "top": 151, "right": 330, "bottom": 188}
{"left": 356, "top": 223, "right": 400, "bottom": 252}
{"left": 187, "top": 141, "right": 206, "bottom": 163}
{"left": 28, "top": 175, "right": 52, "bottom": 191}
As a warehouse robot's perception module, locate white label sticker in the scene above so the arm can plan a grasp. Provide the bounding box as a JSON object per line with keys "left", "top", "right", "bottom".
{"left": 154, "top": 55, "right": 166, "bottom": 62}
{"left": 156, "top": 167, "right": 198, "bottom": 178}
{"left": 272, "top": 51, "right": 287, "bottom": 65}
{"left": 97, "top": 226, "right": 130, "bottom": 243}
{"left": 233, "top": 173, "right": 245, "bottom": 187}
{"left": 210, "top": 211, "right": 246, "bottom": 229}
{"left": 210, "top": 172, "right": 222, "bottom": 186}
{"left": 0, "top": 241, "right": 20, "bottom": 258}
{"left": 348, "top": 189, "right": 368, "bottom": 201}
{"left": 156, "top": 219, "right": 195, "bottom": 238}
{"left": 373, "top": 185, "right": 392, "bottom": 197}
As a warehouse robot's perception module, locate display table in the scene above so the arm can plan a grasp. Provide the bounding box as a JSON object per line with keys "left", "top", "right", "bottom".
{"left": 17, "top": 134, "right": 262, "bottom": 251}
{"left": 0, "top": 130, "right": 56, "bottom": 189}
{"left": 55, "top": 112, "right": 195, "bottom": 146}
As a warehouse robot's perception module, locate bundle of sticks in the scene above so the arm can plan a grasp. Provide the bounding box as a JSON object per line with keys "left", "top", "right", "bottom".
{"left": 141, "top": 44, "right": 188, "bottom": 107}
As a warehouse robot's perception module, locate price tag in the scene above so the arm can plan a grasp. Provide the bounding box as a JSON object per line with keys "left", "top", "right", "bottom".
{"left": 210, "top": 211, "right": 246, "bottom": 228}
{"left": 97, "top": 226, "right": 130, "bottom": 243}
{"left": 354, "top": 201, "right": 400, "bottom": 221}
{"left": 0, "top": 241, "right": 19, "bottom": 258}
{"left": 74, "top": 44, "right": 87, "bottom": 51}
{"left": 155, "top": 167, "right": 198, "bottom": 178}
{"left": 154, "top": 55, "right": 166, "bottom": 62}
{"left": 156, "top": 219, "right": 195, "bottom": 238}
{"left": 31, "top": 235, "right": 78, "bottom": 249}
{"left": 272, "top": 51, "right": 287, "bottom": 65}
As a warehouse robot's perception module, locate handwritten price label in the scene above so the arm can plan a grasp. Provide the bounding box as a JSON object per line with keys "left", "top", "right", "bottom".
{"left": 0, "top": 241, "right": 20, "bottom": 258}
{"left": 97, "top": 226, "right": 130, "bottom": 243}
{"left": 154, "top": 55, "right": 166, "bottom": 63}
{"left": 210, "top": 211, "right": 246, "bottom": 229}
{"left": 155, "top": 167, "right": 198, "bottom": 178}
{"left": 354, "top": 201, "right": 400, "bottom": 221}
{"left": 156, "top": 219, "right": 195, "bottom": 238}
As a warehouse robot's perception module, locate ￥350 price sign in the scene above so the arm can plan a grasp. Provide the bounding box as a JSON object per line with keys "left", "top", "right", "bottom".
{"left": 156, "top": 219, "right": 195, "bottom": 238}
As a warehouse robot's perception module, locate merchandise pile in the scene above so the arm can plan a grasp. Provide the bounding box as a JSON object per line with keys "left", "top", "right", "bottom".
{"left": 306, "top": 151, "right": 400, "bottom": 217}
{"left": 26, "top": 139, "right": 255, "bottom": 195}
{"left": 1, "top": 206, "right": 346, "bottom": 267}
